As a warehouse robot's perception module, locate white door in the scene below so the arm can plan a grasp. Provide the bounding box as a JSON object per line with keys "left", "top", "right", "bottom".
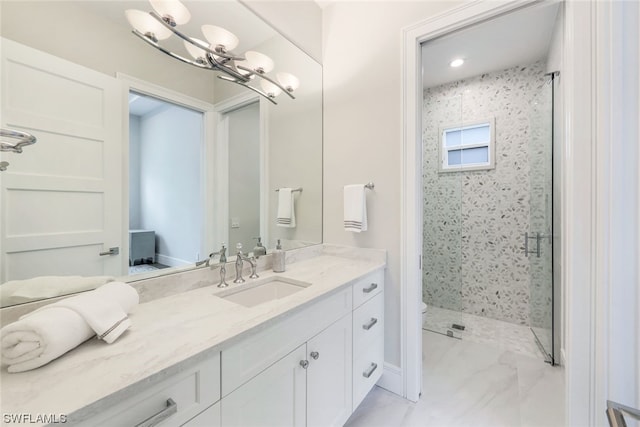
{"left": 307, "top": 314, "right": 353, "bottom": 427}
{"left": 0, "top": 38, "right": 123, "bottom": 282}
{"left": 221, "top": 344, "right": 307, "bottom": 427}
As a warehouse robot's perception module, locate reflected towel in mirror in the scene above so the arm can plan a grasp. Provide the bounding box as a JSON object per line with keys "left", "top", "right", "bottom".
{"left": 276, "top": 188, "right": 296, "bottom": 228}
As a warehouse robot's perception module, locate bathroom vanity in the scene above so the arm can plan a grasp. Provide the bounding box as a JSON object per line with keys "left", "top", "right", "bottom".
{"left": 0, "top": 246, "right": 385, "bottom": 426}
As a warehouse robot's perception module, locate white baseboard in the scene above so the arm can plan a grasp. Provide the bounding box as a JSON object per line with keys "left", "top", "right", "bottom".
{"left": 376, "top": 362, "right": 403, "bottom": 396}
{"left": 156, "top": 253, "right": 191, "bottom": 268}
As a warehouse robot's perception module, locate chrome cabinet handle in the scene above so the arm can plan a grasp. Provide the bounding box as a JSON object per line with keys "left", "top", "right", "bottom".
{"left": 134, "top": 398, "right": 178, "bottom": 427}
{"left": 300, "top": 360, "right": 309, "bottom": 369}
{"left": 362, "top": 318, "right": 378, "bottom": 330}
{"left": 363, "top": 362, "right": 378, "bottom": 378}
{"left": 310, "top": 351, "right": 319, "bottom": 360}
{"left": 99, "top": 247, "right": 120, "bottom": 256}
{"left": 363, "top": 283, "right": 378, "bottom": 293}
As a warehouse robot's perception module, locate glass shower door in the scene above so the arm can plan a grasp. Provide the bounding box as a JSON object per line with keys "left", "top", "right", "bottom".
{"left": 422, "top": 92, "right": 463, "bottom": 337}
{"left": 527, "top": 73, "right": 555, "bottom": 363}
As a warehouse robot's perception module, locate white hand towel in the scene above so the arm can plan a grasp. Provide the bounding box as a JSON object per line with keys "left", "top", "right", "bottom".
{"left": 276, "top": 188, "right": 296, "bottom": 228}
{"left": 344, "top": 184, "right": 368, "bottom": 232}
{"left": 1, "top": 282, "right": 139, "bottom": 373}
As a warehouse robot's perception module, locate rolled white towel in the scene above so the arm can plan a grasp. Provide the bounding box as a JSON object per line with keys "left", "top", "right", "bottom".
{"left": 0, "top": 282, "right": 139, "bottom": 373}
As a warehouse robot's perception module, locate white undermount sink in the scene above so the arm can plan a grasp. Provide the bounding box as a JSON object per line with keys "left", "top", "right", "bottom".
{"left": 217, "top": 276, "right": 311, "bottom": 308}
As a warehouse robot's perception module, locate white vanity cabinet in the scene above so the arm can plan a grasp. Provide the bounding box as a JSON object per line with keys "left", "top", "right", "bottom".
{"left": 220, "top": 267, "right": 384, "bottom": 427}
{"left": 352, "top": 269, "right": 385, "bottom": 409}
{"left": 220, "top": 286, "right": 353, "bottom": 427}
{"left": 221, "top": 314, "right": 352, "bottom": 427}
{"left": 77, "top": 353, "right": 221, "bottom": 427}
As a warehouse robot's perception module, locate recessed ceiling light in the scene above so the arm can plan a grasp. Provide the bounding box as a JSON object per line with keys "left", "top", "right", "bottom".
{"left": 450, "top": 58, "right": 464, "bottom": 68}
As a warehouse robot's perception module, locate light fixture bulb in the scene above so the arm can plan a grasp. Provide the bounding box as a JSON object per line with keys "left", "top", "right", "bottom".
{"left": 450, "top": 58, "right": 465, "bottom": 68}
{"left": 201, "top": 25, "right": 239, "bottom": 52}
{"left": 149, "top": 0, "right": 191, "bottom": 26}
{"left": 125, "top": 9, "right": 172, "bottom": 40}
{"left": 260, "top": 80, "right": 282, "bottom": 98}
{"left": 184, "top": 38, "right": 209, "bottom": 62}
{"left": 276, "top": 72, "right": 299, "bottom": 92}
{"left": 245, "top": 51, "right": 274, "bottom": 74}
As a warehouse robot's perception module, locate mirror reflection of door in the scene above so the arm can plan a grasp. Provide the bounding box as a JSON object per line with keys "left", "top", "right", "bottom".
{"left": 224, "top": 102, "right": 261, "bottom": 253}
{"left": 128, "top": 92, "right": 204, "bottom": 275}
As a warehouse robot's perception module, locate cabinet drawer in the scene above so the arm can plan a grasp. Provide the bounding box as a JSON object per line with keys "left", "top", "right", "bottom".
{"left": 222, "top": 287, "right": 351, "bottom": 397}
{"left": 352, "top": 269, "right": 384, "bottom": 309}
{"left": 80, "top": 353, "right": 220, "bottom": 427}
{"left": 353, "top": 291, "right": 384, "bottom": 357}
{"left": 353, "top": 336, "right": 384, "bottom": 410}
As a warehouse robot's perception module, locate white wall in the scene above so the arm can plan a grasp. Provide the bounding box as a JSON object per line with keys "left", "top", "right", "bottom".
{"left": 138, "top": 105, "right": 203, "bottom": 266}
{"left": 322, "top": 0, "right": 462, "bottom": 368}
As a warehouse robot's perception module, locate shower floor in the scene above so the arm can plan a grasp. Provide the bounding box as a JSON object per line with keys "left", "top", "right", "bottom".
{"left": 423, "top": 305, "right": 551, "bottom": 360}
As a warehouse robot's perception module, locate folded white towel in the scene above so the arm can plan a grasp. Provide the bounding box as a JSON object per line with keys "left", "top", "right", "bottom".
{"left": 0, "top": 282, "right": 139, "bottom": 373}
{"left": 344, "top": 184, "right": 368, "bottom": 232}
{"left": 276, "top": 188, "right": 296, "bottom": 228}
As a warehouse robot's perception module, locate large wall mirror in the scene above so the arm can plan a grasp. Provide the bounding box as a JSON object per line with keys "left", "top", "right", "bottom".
{"left": 0, "top": 1, "right": 322, "bottom": 308}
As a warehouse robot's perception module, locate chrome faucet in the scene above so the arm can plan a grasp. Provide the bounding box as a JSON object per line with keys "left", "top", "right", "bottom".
{"left": 196, "top": 245, "right": 229, "bottom": 287}
{"left": 214, "top": 244, "right": 229, "bottom": 288}
{"left": 234, "top": 243, "right": 259, "bottom": 283}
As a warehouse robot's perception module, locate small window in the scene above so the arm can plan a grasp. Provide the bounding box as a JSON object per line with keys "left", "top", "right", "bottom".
{"left": 439, "top": 119, "right": 495, "bottom": 172}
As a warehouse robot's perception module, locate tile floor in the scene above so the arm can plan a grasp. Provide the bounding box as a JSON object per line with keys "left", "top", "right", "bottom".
{"left": 344, "top": 331, "right": 565, "bottom": 427}
{"left": 423, "top": 305, "right": 552, "bottom": 361}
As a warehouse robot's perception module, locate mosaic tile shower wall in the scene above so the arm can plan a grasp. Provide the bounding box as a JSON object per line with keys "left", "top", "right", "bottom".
{"left": 422, "top": 61, "right": 552, "bottom": 327}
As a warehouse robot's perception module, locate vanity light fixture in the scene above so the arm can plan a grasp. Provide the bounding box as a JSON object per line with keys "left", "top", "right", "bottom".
{"left": 449, "top": 58, "right": 465, "bottom": 68}
{"left": 125, "top": 0, "right": 299, "bottom": 105}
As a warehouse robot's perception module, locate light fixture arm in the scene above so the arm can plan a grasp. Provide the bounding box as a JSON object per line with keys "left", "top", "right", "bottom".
{"left": 132, "top": 29, "right": 210, "bottom": 70}
{"left": 236, "top": 65, "right": 296, "bottom": 100}
{"left": 217, "top": 76, "right": 277, "bottom": 105}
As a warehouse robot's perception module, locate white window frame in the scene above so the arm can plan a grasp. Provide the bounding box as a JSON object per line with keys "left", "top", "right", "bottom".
{"left": 439, "top": 118, "right": 495, "bottom": 172}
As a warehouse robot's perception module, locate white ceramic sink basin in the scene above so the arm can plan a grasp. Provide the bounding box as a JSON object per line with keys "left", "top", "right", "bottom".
{"left": 217, "top": 276, "right": 311, "bottom": 308}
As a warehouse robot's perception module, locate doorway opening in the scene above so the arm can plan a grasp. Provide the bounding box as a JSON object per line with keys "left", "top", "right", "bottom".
{"left": 419, "top": 1, "right": 560, "bottom": 365}
{"left": 128, "top": 91, "right": 204, "bottom": 275}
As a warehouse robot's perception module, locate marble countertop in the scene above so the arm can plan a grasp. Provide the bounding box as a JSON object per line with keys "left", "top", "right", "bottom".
{"left": 0, "top": 246, "right": 385, "bottom": 424}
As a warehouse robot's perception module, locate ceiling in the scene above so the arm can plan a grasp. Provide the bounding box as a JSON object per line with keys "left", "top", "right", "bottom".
{"left": 422, "top": 2, "right": 560, "bottom": 89}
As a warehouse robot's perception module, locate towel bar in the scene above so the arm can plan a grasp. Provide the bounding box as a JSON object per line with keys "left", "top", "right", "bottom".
{"left": 365, "top": 182, "right": 375, "bottom": 190}
{"left": 275, "top": 187, "right": 303, "bottom": 193}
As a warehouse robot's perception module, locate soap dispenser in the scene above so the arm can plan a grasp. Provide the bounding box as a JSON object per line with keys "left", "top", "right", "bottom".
{"left": 272, "top": 239, "right": 285, "bottom": 273}
{"left": 252, "top": 237, "right": 267, "bottom": 258}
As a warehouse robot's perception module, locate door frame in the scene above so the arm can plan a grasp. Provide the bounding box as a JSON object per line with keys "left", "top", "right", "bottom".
{"left": 117, "top": 73, "right": 215, "bottom": 268}
{"left": 213, "top": 92, "right": 270, "bottom": 251}
{"left": 401, "top": 0, "right": 540, "bottom": 403}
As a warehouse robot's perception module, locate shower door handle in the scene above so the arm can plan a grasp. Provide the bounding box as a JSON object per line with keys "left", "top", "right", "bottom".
{"left": 524, "top": 232, "right": 541, "bottom": 258}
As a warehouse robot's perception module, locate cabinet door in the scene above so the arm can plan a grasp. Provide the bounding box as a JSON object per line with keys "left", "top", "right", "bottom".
{"left": 221, "top": 344, "right": 307, "bottom": 427}
{"left": 307, "top": 314, "right": 353, "bottom": 427}
{"left": 182, "top": 402, "right": 220, "bottom": 427}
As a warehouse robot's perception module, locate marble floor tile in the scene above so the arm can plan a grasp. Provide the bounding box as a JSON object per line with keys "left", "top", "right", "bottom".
{"left": 344, "top": 331, "right": 565, "bottom": 427}
{"left": 423, "top": 305, "right": 547, "bottom": 360}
